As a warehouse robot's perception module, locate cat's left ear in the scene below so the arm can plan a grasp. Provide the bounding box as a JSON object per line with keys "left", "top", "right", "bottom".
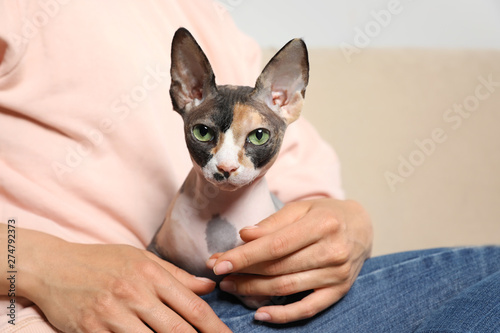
{"left": 254, "top": 39, "right": 309, "bottom": 125}
{"left": 169, "top": 28, "right": 217, "bottom": 115}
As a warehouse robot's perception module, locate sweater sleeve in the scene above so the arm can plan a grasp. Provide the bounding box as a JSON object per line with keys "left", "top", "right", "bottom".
{"left": 267, "top": 116, "right": 345, "bottom": 202}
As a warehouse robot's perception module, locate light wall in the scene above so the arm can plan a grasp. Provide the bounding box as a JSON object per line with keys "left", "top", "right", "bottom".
{"left": 226, "top": 0, "right": 500, "bottom": 49}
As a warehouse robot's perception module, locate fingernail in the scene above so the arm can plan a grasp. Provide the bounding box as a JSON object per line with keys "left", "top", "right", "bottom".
{"left": 213, "top": 261, "right": 233, "bottom": 275}
{"left": 219, "top": 280, "right": 236, "bottom": 293}
{"left": 241, "top": 225, "right": 259, "bottom": 230}
{"left": 195, "top": 277, "right": 215, "bottom": 284}
{"left": 206, "top": 258, "right": 216, "bottom": 269}
{"left": 254, "top": 312, "right": 271, "bottom": 322}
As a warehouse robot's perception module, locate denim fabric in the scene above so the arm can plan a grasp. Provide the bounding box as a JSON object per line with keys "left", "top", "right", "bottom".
{"left": 201, "top": 247, "right": 500, "bottom": 332}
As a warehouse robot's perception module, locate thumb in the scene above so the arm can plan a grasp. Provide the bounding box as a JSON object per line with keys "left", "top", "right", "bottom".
{"left": 145, "top": 251, "right": 216, "bottom": 295}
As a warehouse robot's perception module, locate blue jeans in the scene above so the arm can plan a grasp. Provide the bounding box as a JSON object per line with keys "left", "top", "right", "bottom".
{"left": 201, "top": 247, "right": 500, "bottom": 332}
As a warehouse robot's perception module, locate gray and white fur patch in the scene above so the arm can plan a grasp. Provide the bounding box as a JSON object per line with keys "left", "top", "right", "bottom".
{"left": 205, "top": 214, "right": 237, "bottom": 253}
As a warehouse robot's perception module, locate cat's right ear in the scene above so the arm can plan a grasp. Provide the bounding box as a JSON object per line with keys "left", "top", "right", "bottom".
{"left": 169, "top": 28, "right": 217, "bottom": 115}
{"left": 253, "top": 38, "right": 309, "bottom": 125}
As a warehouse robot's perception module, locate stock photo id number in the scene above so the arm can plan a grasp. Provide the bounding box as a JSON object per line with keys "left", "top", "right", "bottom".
{"left": 6, "top": 218, "right": 17, "bottom": 326}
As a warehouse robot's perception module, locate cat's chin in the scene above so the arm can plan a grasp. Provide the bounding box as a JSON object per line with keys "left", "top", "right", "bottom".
{"left": 210, "top": 180, "right": 248, "bottom": 192}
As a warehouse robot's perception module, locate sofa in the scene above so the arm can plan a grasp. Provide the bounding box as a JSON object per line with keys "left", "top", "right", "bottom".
{"left": 263, "top": 48, "right": 500, "bottom": 256}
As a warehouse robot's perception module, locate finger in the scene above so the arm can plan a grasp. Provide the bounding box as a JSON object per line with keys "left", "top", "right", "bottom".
{"left": 206, "top": 252, "right": 223, "bottom": 269}
{"left": 136, "top": 300, "right": 197, "bottom": 333}
{"left": 239, "top": 201, "right": 309, "bottom": 242}
{"left": 234, "top": 237, "right": 350, "bottom": 275}
{"left": 212, "top": 207, "right": 330, "bottom": 275}
{"left": 220, "top": 267, "right": 347, "bottom": 296}
{"left": 155, "top": 275, "right": 231, "bottom": 332}
{"left": 145, "top": 251, "right": 216, "bottom": 295}
{"left": 107, "top": 314, "right": 157, "bottom": 333}
{"left": 89, "top": 299, "right": 157, "bottom": 333}
{"left": 208, "top": 252, "right": 223, "bottom": 260}
{"left": 254, "top": 287, "right": 344, "bottom": 324}
{"left": 212, "top": 227, "right": 314, "bottom": 276}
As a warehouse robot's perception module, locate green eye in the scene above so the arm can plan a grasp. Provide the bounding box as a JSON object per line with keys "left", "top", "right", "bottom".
{"left": 248, "top": 128, "right": 270, "bottom": 146}
{"left": 192, "top": 124, "right": 215, "bottom": 142}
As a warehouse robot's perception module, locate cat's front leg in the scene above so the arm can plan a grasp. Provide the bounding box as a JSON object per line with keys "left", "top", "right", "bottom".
{"left": 148, "top": 194, "right": 220, "bottom": 278}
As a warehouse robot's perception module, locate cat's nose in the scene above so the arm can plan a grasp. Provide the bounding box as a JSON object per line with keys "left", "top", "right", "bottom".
{"left": 217, "top": 163, "right": 239, "bottom": 178}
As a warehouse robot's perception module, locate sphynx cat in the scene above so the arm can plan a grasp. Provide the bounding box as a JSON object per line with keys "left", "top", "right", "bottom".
{"left": 149, "top": 27, "right": 309, "bottom": 307}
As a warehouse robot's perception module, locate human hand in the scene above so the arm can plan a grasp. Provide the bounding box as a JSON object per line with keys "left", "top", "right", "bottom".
{"left": 17, "top": 229, "right": 230, "bottom": 333}
{"left": 206, "top": 198, "right": 373, "bottom": 324}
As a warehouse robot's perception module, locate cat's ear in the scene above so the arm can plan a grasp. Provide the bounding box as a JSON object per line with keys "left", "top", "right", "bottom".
{"left": 254, "top": 39, "right": 309, "bottom": 125}
{"left": 169, "top": 28, "right": 217, "bottom": 114}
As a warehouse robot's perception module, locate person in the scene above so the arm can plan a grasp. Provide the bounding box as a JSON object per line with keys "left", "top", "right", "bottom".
{"left": 0, "top": 1, "right": 498, "bottom": 332}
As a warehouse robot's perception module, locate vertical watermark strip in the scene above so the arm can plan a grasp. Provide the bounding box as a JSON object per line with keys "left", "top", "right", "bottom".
{"left": 6, "top": 218, "right": 17, "bottom": 326}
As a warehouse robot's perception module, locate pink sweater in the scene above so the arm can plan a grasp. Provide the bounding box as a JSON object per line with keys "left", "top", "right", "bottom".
{"left": 0, "top": 1, "right": 343, "bottom": 331}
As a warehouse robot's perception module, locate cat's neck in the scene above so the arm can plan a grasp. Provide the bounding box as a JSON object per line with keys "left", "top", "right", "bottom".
{"left": 184, "top": 168, "right": 274, "bottom": 218}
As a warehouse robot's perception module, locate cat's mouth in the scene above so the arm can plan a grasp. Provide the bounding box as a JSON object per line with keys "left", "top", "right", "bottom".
{"left": 210, "top": 172, "right": 250, "bottom": 191}
{"left": 213, "top": 172, "right": 229, "bottom": 182}
{"left": 197, "top": 162, "right": 260, "bottom": 191}
{"left": 213, "top": 172, "right": 238, "bottom": 190}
